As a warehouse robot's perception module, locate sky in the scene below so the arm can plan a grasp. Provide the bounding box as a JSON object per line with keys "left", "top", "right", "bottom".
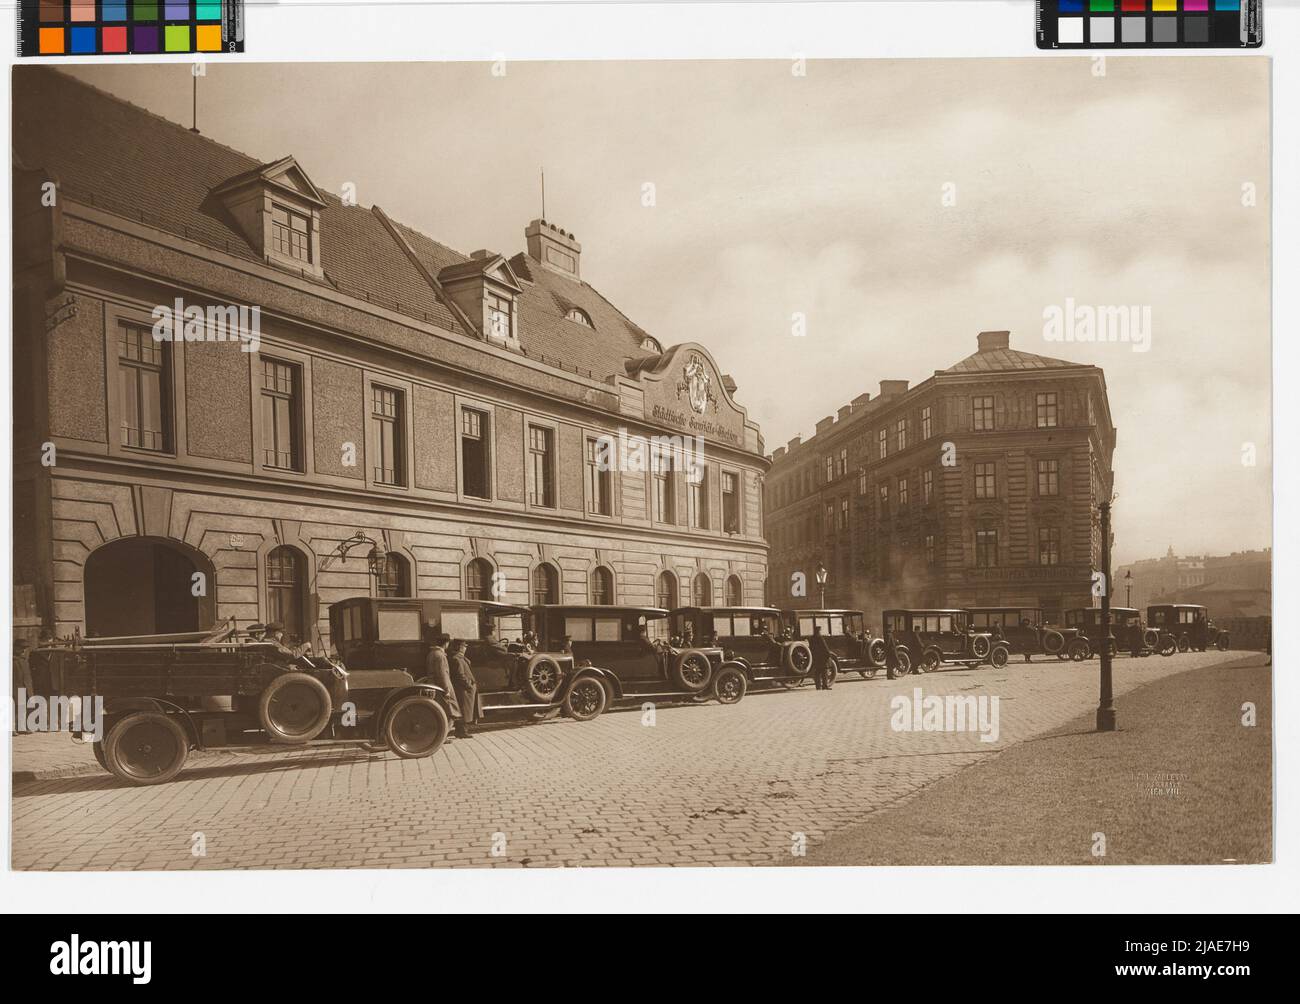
{"left": 65, "top": 58, "right": 1271, "bottom": 566}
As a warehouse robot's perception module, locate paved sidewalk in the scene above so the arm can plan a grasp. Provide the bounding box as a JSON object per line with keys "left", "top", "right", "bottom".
{"left": 11, "top": 650, "right": 1246, "bottom": 870}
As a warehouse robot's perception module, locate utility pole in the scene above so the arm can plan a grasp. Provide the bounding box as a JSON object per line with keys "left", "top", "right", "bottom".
{"left": 1097, "top": 499, "right": 1116, "bottom": 732}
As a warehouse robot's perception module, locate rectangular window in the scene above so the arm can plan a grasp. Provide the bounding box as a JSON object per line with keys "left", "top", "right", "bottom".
{"left": 976, "top": 528, "right": 999, "bottom": 568}
{"left": 824, "top": 503, "right": 834, "bottom": 535}
{"left": 878, "top": 484, "right": 889, "bottom": 518}
{"left": 370, "top": 386, "right": 405, "bottom": 486}
{"left": 898, "top": 476, "right": 909, "bottom": 507}
{"left": 896, "top": 418, "right": 907, "bottom": 452}
{"left": 528, "top": 425, "right": 555, "bottom": 507}
{"left": 688, "top": 467, "right": 709, "bottom": 530}
{"left": 925, "top": 534, "right": 936, "bottom": 567}
{"left": 461, "top": 407, "right": 491, "bottom": 499}
{"left": 586, "top": 439, "right": 612, "bottom": 515}
{"left": 260, "top": 357, "right": 302, "bottom": 470}
{"left": 838, "top": 498, "right": 849, "bottom": 531}
{"left": 1036, "top": 392, "right": 1059, "bottom": 429}
{"left": 973, "top": 396, "right": 994, "bottom": 432}
{"left": 118, "top": 323, "right": 171, "bottom": 452}
{"left": 722, "top": 471, "right": 740, "bottom": 533}
{"left": 270, "top": 204, "right": 311, "bottom": 263}
{"left": 837, "top": 448, "right": 847, "bottom": 477}
{"left": 858, "top": 471, "right": 868, "bottom": 496}
{"left": 878, "top": 427, "right": 887, "bottom": 460}
{"left": 825, "top": 456, "right": 834, "bottom": 483}
{"left": 653, "top": 452, "right": 674, "bottom": 523}
{"left": 923, "top": 469, "right": 933, "bottom": 505}
{"left": 1037, "top": 458, "right": 1060, "bottom": 497}
{"left": 487, "top": 291, "right": 513, "bottom": 341}
{"left": 1038, "top": 527, "right": 1061, "bottom": 566}
{"left": 921, "top": 405, "right": 932, "bottom": 440}
{"left": 974, "top": 462, "right": 996, "bottom": 500}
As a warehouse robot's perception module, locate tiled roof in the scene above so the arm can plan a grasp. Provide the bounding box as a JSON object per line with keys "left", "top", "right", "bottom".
{"left": 943, "top": 348, "right": 1084, "bottom": 374}
{"left": 12, "top": 67, "right": 659, "bottom": 383}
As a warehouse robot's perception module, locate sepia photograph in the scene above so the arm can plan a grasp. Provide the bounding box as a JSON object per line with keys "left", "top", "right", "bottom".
{"left": 7, "top": 48, "right": 1275, "bottom": 885}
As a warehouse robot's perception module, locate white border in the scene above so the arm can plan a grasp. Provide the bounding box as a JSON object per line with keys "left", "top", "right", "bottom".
{"left": 1, "top": 0, "right": 1295, "bottom": 914}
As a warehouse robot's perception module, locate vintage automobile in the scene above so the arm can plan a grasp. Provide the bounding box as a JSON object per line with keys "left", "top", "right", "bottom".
{"left": 42, "top": 619, "right": 454, "bottom": 786}
{"left": 1063, "top": 607, "right": 1164, "bottom": 658}
{"left": 883, "top": 608, "right": 1008, "bottom": 672}
{"left": 967, "top": 607, "right": 1091, "bottom": 662}
{"left": 669, "top": 606, "right": 812, "bottom": 689}
{"left": 329, "top": 597, "right": 615, "bottom": 722}
{"left": 1146, "top": 604, "right": 1230, "bottom": 654}
{"left": 784, "top": 609, "right": 885, "bottom": 681}
{"left": 530, "top": 605, "right": 748, "bottom": 705}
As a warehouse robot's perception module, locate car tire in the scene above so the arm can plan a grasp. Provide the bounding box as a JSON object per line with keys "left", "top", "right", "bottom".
{"left": 784, "top": 641, "right": 813, "bottom": 678}
{"left": 103, "top": 711, "right": 189, "bottom": 786}
{"left": 971, "top": 635, "right": 991, "bottom": 659}
{"left": 524, "top": 655, "right": 564, "bottom": 703}
{"left": 258, "top": 672, "right": 333, "bottom": 743}
{"left": 990, "top": 645, "right": 1009, "bottom": 669}
{"left": 824, "top": 657, "right": 839, "bottom": 687}
{"left": 1216, "top": 635, "right": 1230, "bottom": 652}
{"left": 563, "top": 675, "right": 608, "bottom": 721}
{"left": 893, "top": 647, "right": 913, "bottom": 677}
{"left": 920, "top": 647, "right": 942, "bottom": 673}
{"left": 1042, "top": 629, "right": 1066, "bottom": 656}
{"left": 868, "top": 638, "right": 887, "bottom": 666}
{"left": 382, "top": 695, "right": 448, "bottom": 759}
{"left": 671, "top": 651, "right": 713, "bottom": 693}
{"left": 1068, "top": 640, "right": 1090, "bottom": 661}
{"left": 713, "top": 666, "right": 748, "bottom": 705}
{"left": 1142, "top": 628, "right": 1161, "bottom": 652}
{"left": 860, "top": 668, "right": 878, "bottom": 680}
{"left": 1159, "top": 636, "right": 1177, "bottom": 657}
{"left": 1176, "top": 635, "right": 1191, "bottom": 653}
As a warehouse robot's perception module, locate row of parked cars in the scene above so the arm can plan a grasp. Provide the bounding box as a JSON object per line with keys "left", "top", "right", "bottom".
{"left": 37, "top": 599, "right": 1226, "bottom": 786}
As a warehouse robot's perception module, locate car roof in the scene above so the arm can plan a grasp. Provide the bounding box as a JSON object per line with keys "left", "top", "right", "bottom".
{"left": 883, "top": 608, "right": 968, "bottom": 615}
{"left": 1068, "top": 606, "right": 1139, "bottom": 614}
{"left": 783, "top": 609, "right": 864, "bottom": 616}
{"left": 332, "top": 597, "right": 529, "bottom": 616}
{"left": 1148, "top": 603, "right": 1206, "bottom": 611}
{"left": 531, "top": 604, "right": 668, "bottom": 617}
{"left": 968, "top": 606, "right": 1042, "bottom": 613}
{"left": 672, "top": 606, "right": 782, "bottom": 616}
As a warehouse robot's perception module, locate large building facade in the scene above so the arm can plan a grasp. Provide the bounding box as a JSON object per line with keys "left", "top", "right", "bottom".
{"left": 764, "top": 331, "right": 1116, "bottom": 627}
{"left": 12, "top": 69, "right": 768, "bottom": 647}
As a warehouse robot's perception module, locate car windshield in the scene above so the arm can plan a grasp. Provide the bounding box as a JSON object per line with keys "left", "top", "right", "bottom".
{"left": 645, "top": 617, "right": 671, "bottom": 643}
{"left": 490, "top": 613, "right": 524, "bottom": 642}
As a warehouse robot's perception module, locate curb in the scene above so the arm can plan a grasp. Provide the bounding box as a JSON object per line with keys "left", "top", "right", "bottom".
{"left": 12, "top": 763, "right": 103, "bottom": 783}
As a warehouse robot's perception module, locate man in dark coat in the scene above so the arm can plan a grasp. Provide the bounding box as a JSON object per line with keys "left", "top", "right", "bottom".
{"left": 810, "top": 625, "right": 833, "bottom": 690}
{"left": 449, "top": 639, "right": 479, "bottom": 739}
{"left": 422, "top": 630, "right": 462, "bottom": 730}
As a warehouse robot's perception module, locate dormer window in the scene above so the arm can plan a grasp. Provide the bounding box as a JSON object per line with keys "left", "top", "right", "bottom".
{"left": 640, "top": 335, "right": 662, "bottom": 354}
{"left": 437, "top": 252, "right": 524, "bottom": 349}
{"left": 488, "top": 291, "right": 514, "bottom": 342}
{"left": 566, "top": 307, "right": 594, "bottom": 328}
{"left": 271, "top": 204, "right": 311, "bottom": 263}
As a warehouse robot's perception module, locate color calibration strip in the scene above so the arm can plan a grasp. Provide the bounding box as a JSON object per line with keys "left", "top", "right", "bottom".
{"left": 1037, "top": 0, "right": 1262, "bottom": 48}
{"left": 17, "top": 1, "right": 244, "bottom": 55}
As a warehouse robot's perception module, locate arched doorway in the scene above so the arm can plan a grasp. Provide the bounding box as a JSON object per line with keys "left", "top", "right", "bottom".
{"left": 726, "top": 574, "right": 744, "bottom": 606}
{"left": 84, "top": 537, "right": 216, "bottom": 637}
{"left": 692, "top": 572, "right": 712, "bottom": 607}
{"left": 532, "top": 562, "right": 559, "bottom": 605}
{"left": 656, "top": 571, "right": 678, "bottom": 610}
{"left": 465, "top": 557, "right": 494, "bottom": 600}
{"left": 591, "top": 566, "right": 614, "bottom": 605}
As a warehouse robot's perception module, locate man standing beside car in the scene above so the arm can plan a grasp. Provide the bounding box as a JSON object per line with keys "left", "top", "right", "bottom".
{"left": 422, "top": 630, "right": 463, "bottom": 735}
{"left": 810, "top": 625, "right": 833, "bottom": 690}
{"left": 449, "top": 639, "right": 479, "bottom": 739}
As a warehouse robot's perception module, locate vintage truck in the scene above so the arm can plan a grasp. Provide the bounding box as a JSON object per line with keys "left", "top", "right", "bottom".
{"left": 39, "top": 620, "right": 453, "bottom": 786}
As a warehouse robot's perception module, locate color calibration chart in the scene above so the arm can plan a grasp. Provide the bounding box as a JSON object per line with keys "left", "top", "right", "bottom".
{"left": 1037, "top": 1, "right": 1263, "bottom": 47}
{"left": 17, "top": 1, "right": 244, "bottom": 55}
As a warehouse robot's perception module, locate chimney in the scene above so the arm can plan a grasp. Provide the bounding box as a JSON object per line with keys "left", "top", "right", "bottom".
{"left": 771, "top": 446, "right": 787, "bottom": 462}
{"left": 879, "top": 380, "right": 909, "bottom": 398}
{"left": 837, "top": 405, "right": 852, "bottom": 421}
{"left": 815, "top": 415, "right": 836, "bottom": 435}
{"left": 787, "top": 435, "right": 802, "bottom": 452}
{"left": 977, "top": 330, "right": 1011, "bottom": 353}
{"left": 851, "top": 392, "right": 871, "bottom": 411}
{"left": 525, "top": 219, "right": 582, "bottom": 279}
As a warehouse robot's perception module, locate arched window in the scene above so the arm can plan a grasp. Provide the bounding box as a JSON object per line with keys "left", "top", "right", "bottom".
{"left": 566, "top": 307, "right": 594, "bottom": 328}
{"left": 591, "top": 566, "right": 614, "bottom": 605}
{"left": 641, "top": 335, "right": 662, "bottom": 354}
{"left": 533, "top": 562, "right": 559, "bottom": 605}
{"left": 465, "top": 557, "right": 493, "bottom": 601}
{"left": 84, "top": 537, "right": 216, "bottom": 637}
{"left": 656, "top": 571, "right": 678, "bottom": 610}
{"left": 692, "top": 573, "right": 712, "bottom": 607}
{"left": 266, "top": 546, "right": 307, "bottom": 645}
{"left": 726, "top": 574, "right": 743, "bottom": 606}
{"left": 376, "top": 552, "right": 411, "bottom": 597}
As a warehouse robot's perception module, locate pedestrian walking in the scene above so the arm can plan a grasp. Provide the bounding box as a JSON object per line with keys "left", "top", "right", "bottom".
{"left": 421, "top": 629, "right": 462, "bottom": 729}
{"left": 449, "top": 639, "right": 479, "bottom": 739}
{"left": 810, "top": 625, "right": 833, "bottom": 690}
{"left": 13, "top": 638, "right": 34, "bottom": 733}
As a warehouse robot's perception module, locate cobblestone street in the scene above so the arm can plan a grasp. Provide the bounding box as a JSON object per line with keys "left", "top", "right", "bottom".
{"left": 10, "top": 651, "right": 1243, "bottom": 870}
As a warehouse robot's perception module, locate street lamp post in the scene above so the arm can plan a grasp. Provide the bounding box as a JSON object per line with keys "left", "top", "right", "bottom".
{"left": 1097, "top": 500, "right": 1117, "bottom": 732}
{"left": 1125, "top": 569, "right": 1133, "bottom": 607}
{"left": 815, "top": 561, "right": 828, "bottom": 609}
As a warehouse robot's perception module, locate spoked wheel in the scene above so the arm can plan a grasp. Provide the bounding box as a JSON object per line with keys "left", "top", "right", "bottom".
{"left": 890, "top": 648, "right": 913, "bottom": 678}
{"left": 382, "top": 695, "right": 449, "bottom": 759}
{"left": 859, "top": 668, "right": 879, "bottom": 681}
{"left": 989, "top": 646, "right": 1009, "bottom": 669}
{"left": 1069, "top": 641, "right": 1090, "bottom": 662}
{"left": 1216, "top": 635, "right": 1230, "bottom": 652}
{"left": 259, "top": 672, "right": 333, "bottom": 743}
{"left": 1159, "top": 637, "right": 1177, "bottom": 657}
{"left": 564, "top": 676, "right": 608, "bottom": 722}
{"left": 919, "top": 649, "right": 942, "bottom": 673}
{"left": 671, "top": 652, "right": 713, "bottom": 693}
{"left": 1176, "top": 635, "right": 1191, "bottom": 653}
{"left": 525, "top": 656, "right": 564, "bottom": 703}
{"left": 103, "top": 712, "right": 189, "bottom": 786}
{"left": 713, "top": 667, "right": 748, "bottom": 705}
{"left": 824, "top": 657, "right": 839, "bottom": 687}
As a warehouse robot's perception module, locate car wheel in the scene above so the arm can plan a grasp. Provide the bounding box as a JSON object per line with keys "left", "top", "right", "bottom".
{"left": 893, "top": 648, "right": 913, "bottom": 677}
{"left": 383, "top": 695, "right": 449, "bottom": 759}
{"left": 1158, "top": 637, "right": 1176, "bottom": 657}
{"left": 785, "top": 641, "right": 813, "bottom": 678}
{"left": 919, "top": 648, "right": 942, "bottom": 673}
{"left": 258, "top": 672, "right": 333, "bottom": 743}
{"left": 671, "top": 651, "right": 713, "bottom": 693}
{"left": 713, "top": 666, "right": 748, "bottom": 705}
{"left": 860, "top": 668, "right": 879, "bottom": 680}
{"left": 824, "top": 657, "right": 839, "bottom": 686}
{"left": 563, "top": 676, "right": 608, "bottom": 722}
{"left": 103, "top": 711, "right": 189, "bottom": 786}
{"left": 1177, "top": 635, "right": 1191, "bottom": 653}
{"left": 1069, "top": 640, "right": 1090, "bottom": 661}
{"left": 868, "top": 638, "right": 887, "bottom": 666}
{"left": 524, "top": 656, "right": 564, "bottom": 703}
{"left": 1216, "top": 635, "right": 1230, "bottom": 652}
{"left": 990, "top": 645, "right": 1009, "bottom": 669}
{"left": 1042, "top": 629, "right": 1066, "bottom": 656}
